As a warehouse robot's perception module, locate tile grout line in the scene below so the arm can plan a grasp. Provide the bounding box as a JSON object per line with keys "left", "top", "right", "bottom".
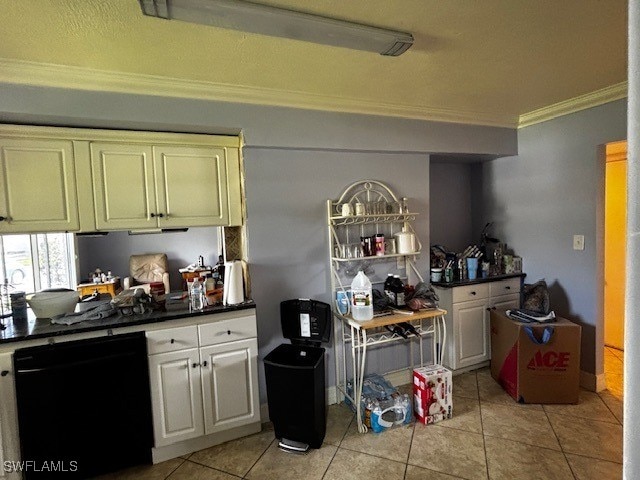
{"left": 403, "top": 422, "right": 417, "bottom": 479}
{"left": 320, "top": 411, "right": 355, "bottom": 479}
{"left": 184, "top": 458, "right": 244, "bottom": 479}
{"left": 241, "top": 437, "right": 277, "bottom": 479}
{"left": 541, "top": 406, "right": 578, "bottom": 480}
{"left": 475, "top": 372, "right": 491, "bottom": 480}
{"left": 164, "top": 457, "right": 188, "bottom": 480}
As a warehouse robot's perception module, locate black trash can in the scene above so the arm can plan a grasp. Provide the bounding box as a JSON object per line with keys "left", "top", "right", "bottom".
{"left": 264, "top": 299, "right": 331, "bottom": 452}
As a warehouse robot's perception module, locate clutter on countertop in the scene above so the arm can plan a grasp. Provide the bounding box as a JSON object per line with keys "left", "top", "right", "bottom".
{"left": 430, "top": 222, "right": 522, "bottom": 284}
{"left": 110, "top": 288, "right": 154, "bottom": 316}
{"left": 52, "top": 301, "right": 117, "bottom": 325}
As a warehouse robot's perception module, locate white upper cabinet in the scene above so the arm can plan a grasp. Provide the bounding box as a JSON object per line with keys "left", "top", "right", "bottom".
{"left": 91, "top": 143, "right": 236, "bottom": 230}
{"left": 0, "top": 125, "right": 243, "bottom": 234}
{"left": 90, "top": 143, "right": 157, "bottom": 230}
{"left": 0, "top": 138, "right": 79, "bottom": 232}
{"left": 154, "top": 146, "right": 229, "bottom": 228}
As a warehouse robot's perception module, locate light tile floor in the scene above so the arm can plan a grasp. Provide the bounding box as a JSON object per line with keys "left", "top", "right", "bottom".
{"left": 98, "top": 353, "right": 625, "bottom": 480}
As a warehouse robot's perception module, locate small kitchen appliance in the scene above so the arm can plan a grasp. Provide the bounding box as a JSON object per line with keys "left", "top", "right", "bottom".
{"left": 264, "top": 299, "right": 331, "bottom": 453}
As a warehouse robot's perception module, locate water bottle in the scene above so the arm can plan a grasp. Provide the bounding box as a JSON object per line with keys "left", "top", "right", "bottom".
{"left": 350, "top": 270, "right": 373, "bottom": 321}
{"left": 190, "top": 277, "right": 204, "bottom": 310}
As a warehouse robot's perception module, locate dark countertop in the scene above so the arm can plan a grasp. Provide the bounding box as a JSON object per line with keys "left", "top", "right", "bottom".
{"left": 0, "top": 298, "right": 256, "bottom": 345}
{"left": 432, "top": 273, "right": 526, "bottom": 289}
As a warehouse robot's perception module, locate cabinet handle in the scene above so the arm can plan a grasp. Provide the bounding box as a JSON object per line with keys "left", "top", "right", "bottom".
{"left": 157, "top": 213, "right": 164, "bottom": 218}
{"left": 202, "top": 361, "right": 208, "bottom": 367}
{"left": 192, "top": 362, "right": 200, "bottom": 368}
{"left": 1, "top": 370, "right": 9, "bottom": 376}
{"left": 505, "top": 286, "right": 511, "bottom": 290}
{"left": 150, "top": 213, "right": 156, "bottom": 218}
{"left": 0, "top": 216, "right": 6, "bottom": 222}
{"left": 470, "top": 291, "right": 476, "bottom": 296}
{"left": 170, "top": 338, "right": 175, "bottom": 344}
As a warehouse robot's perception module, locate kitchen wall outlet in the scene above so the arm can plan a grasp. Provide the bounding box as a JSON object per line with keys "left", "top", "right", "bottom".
{"left": 573, "top": 235, "right": 585, "bottom": 251}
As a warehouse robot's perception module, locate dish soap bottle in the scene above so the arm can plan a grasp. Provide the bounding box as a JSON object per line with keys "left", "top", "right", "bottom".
{"left": 350, "top": 270, "right": 373, "bottom": 321}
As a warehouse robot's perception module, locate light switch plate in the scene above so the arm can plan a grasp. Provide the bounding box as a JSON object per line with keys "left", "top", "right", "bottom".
{"left": 573, "top": 235, "right": 585, "bottom": 251}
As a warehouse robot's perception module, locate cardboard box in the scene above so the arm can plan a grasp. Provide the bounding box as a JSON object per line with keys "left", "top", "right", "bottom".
{"left": 413, "top": 365, "right": 453, "bottom": 424}
{"left": 490, "top": 310, "right": 581, "bottom": 404}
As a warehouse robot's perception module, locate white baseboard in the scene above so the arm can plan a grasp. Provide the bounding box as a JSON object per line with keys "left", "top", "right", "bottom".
{"left": 580, "top": 369, "right": 607, "bottom": 392}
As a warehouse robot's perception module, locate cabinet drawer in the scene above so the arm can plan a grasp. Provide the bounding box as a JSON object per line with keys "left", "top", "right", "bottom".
{"left": 199, "top": 315, "right": 257, "bottom": 346}
{"left": 452, "top": 283, "right": 489, "bottom": 303}
{"left": 489, "top": 278, "right": 521, "bottom": 297}
{"left": 146, "top": 325, "right": 199, "bottom": 354}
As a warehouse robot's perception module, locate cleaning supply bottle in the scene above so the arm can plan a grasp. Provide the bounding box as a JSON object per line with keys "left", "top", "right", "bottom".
{"left": 350, "top": 270, "right": 373, "bottom": 321}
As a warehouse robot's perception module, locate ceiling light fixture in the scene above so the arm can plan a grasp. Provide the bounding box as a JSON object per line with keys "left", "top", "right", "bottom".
{"left": 139, "top": 0, "right": 413, "bottom": 56}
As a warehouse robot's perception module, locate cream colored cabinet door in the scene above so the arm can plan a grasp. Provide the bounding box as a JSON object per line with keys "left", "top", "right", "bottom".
{"left": 200, "top": 338, "right": 259, "bottom": 435}
{"left": 148, "top": 348, "right": 205, "bottom": 447}
{"left": 90, "top": 142, "right": 158, "bottom": 230}
{"left": 0, "top": 352, "right": 20, "bottom": 479}
{"left": 453, "top": 299, "right": 491, "bottom": 370}
{"left": 153, "top": 146, "right": 230, "bottom": 228}
{"left": 0, "top": 138, "right": 79, "bottom": 232}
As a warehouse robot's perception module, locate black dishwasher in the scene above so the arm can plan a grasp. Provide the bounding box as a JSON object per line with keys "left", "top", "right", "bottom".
{"left": 13, "top": 332, "right": 153, "bottom": 479}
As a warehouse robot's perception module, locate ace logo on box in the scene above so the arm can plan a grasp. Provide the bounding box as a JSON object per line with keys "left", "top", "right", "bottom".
{"left": 527, "top": 350, "right": 571, "bottom": 371}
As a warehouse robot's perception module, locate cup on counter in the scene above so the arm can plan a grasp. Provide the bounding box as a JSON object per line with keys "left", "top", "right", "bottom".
{"left": 444, "top": 267, "right": 454, "bottom": 283}
{"left": 354, "top": 202, "right": 365, "bottom": 216}
{"left": 466, "top": 257, "right": 479, "bottom": 280}
{"left": 481, "top": 262, "right": 490, "bottom": 278}
{"left": 430, "top": 268, "right": 443, "bottom": 283}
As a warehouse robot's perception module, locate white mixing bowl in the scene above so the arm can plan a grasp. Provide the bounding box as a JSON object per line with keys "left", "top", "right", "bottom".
{"left": 26, "top": 290, "right": 79, "bottom": 318}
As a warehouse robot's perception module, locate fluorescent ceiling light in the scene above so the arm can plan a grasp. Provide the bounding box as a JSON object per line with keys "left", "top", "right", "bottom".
{"left": 139, "top": 0, "right": 413, "bottom": 56}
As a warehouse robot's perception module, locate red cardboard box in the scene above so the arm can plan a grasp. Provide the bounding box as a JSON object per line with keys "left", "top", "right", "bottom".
{"left": 490, "top": 310, "right": 581, "bottom": 404}
{"left": 413, "top": 365, "right": 452, "bottom": 424}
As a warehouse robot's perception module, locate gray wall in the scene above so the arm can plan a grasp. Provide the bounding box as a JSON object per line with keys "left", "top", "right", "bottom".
{"left": 243, "top": 147, "right": 430, "bottom": 398}
{"left": 0, "top": 83, "right": 517, "bottom": 155}
{"left": 76, "top": 227, "right": 220, "bottom": 292}
{"left": 479, "top": 99, "right": 627, "bottom": 375}
{"left": 430, "top": 162, "right": 475, "bottom": 252}
{"left": 0, "top": 81, "right": 518, "bottom": 403}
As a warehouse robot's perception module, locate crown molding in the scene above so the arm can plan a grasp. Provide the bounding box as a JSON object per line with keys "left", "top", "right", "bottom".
{"left": 518, "top": 82, "right": 628, "bottom": 128}
{"left": 0, "top": 58, "right": 517, "bottom": 128}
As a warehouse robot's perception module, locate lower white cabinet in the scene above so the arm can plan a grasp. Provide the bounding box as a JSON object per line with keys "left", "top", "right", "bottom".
{"left": 435, "top": 277, "right": 522, "bottom": 372}
{"left": 146, "top": 314, "right": 260, "bottom": 451}
{"left": 148, "top": 348, "right": 204, "bottom": 446}
{"left": 0, "top": 352, "right": 20, "bottom": 479}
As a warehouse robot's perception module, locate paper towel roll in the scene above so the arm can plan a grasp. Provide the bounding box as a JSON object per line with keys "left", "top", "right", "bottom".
{"left": 223, "top": 261, "right": 244, "bottom": 305}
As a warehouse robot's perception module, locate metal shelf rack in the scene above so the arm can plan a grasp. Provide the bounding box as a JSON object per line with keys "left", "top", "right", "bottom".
{"left": 326, "top": 180, "right": 446, "bottom": 433}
